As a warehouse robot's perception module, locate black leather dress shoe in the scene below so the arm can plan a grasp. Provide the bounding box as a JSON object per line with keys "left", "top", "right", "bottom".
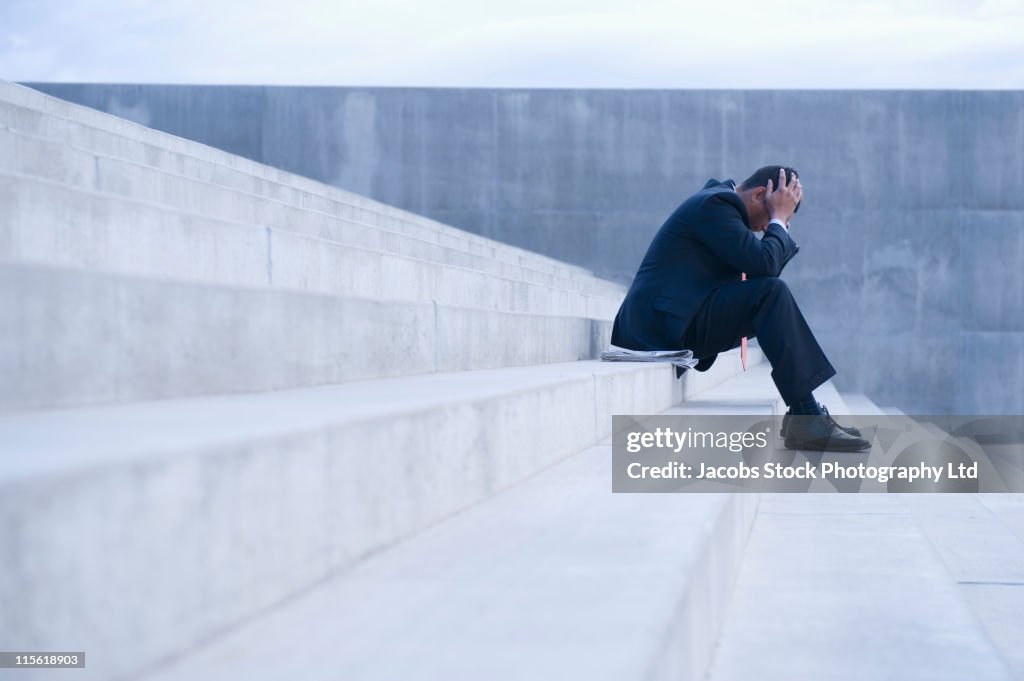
{"left": 783, "top": 412, "right": 871, "bottom": 452}
{"left": 781, "top": 404, "right": 862, "bottom": 439}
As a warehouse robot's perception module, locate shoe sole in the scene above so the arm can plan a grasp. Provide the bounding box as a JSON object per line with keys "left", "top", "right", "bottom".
{"left": 781, "top": 431, "right": 863, "bottom": 439}
{"left": 780, "top": 424, "right": 862, "bottom": 439}
{"left": 783, "top": 438, "right": 871, "bottom": 453}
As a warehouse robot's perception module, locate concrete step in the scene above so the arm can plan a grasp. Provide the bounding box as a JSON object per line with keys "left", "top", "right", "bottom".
{"left": 0, "top": 348, "right": 761, "bottom": 681}
{"left": 0, "top": 169, "right": 621, "bottom": 319}
{"left": 708, "top": 496, "right": 1015, "bottom": 681}
{"left": 894, "top": 418, "right": 1024, "bottom": 679}
{"left": 0, "top": 261, "right": 615, "bottom": 409}
{"left": 116, "top": 357, "right": 774, "bottom": 681}
{"left": 140, "top": 447, "right": 758, "bottom": 681}
{"left": 667, "top": 359, "right": 784, "bottom": 416}
{"left": 705, "top": 390, "right": 1016, "bottom": 681}
{"left": 0, "top": 82, "right": 619, "bottom": 290}
{"left": 665, "top": 364, "right": 847, "bottom": 419}
{"left": 902, "top": 495, "right": 1024, "bottom": 680}
{"left": 840, "top": 392, "right": 889, "bottom": 416}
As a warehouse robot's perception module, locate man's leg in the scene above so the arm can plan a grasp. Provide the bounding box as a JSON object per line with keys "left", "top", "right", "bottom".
{"left": 682, "top": 277, "right": 868, "bottom": 451}
{"left": 681, "top": 277, "right": 836, "bottom": 406}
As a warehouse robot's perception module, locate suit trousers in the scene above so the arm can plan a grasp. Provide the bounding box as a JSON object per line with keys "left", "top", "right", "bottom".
{"left": 681, "top": 277, "right": 836, "bottom": 406}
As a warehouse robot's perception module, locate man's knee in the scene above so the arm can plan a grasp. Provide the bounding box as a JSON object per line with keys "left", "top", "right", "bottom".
{"left": 751, "top": 276, "right": 792, "bottom": 299}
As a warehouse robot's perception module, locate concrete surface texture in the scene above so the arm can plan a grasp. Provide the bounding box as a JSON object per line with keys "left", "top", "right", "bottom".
{"left": 21, "top": 83, "right": 1024, "bottom": 414}
{"left": 2, "top": 78, "right": 767, "bottom": 681}
{"left": 2, "top": 80, "right": 1021, "bottom": 681}
{"left": 0, "top": 83, "right": 628, "bottom": 409}
{"left": 106, "top": 356, "right": 777, "bottom": 681}
{"left": 705, "top": 387, "right": 1021, "bottom": 681}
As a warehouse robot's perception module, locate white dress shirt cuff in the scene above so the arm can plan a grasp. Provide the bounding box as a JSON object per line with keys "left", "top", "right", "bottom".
{"left": 769, "top": 218, "right": 789, "bottom": 231}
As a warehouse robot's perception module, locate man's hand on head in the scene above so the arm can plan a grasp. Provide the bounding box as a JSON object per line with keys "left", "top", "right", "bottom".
{"left": 764, "top": 168, "right": 803, "bottom": 226}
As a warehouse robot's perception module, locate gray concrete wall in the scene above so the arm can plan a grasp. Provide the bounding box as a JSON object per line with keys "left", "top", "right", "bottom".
{"left": 23, "top": 84, "right": 1024, "bottom": 415}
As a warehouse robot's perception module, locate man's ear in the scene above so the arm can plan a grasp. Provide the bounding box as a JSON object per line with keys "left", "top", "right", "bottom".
{"left": 751, "top": 186, "right": 767, "bottom": 201}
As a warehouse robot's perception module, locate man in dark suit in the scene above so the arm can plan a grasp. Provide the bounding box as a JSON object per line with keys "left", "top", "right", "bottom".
{"left": 611, "top": 166, "right": 868, "bottom": 452}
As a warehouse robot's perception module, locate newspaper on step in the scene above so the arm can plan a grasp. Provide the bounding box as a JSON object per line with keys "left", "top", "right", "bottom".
{"left": 599, "top": 344, "right": 699, "bottom": 371}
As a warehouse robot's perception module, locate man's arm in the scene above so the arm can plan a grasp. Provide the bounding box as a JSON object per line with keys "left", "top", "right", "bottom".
{"left": 695, "top": 196, "right": 799, "bottom": 277}
{"left": 768, "top": 218, "right": 800, "bottom": 274}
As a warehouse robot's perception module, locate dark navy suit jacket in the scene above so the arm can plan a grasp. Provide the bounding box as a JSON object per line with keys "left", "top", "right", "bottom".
{"left": 610, "top": 178, "right": 800, "bottom": 370}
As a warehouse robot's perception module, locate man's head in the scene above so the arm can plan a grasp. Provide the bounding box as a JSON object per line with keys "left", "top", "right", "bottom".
{"left": 736, "top": 165, "right": 800, "bottom": 231}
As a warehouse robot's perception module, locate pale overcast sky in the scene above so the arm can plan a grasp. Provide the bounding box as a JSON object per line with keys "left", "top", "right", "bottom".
{"left": 2, "top": 0, "right": 1022, "bottom": 88}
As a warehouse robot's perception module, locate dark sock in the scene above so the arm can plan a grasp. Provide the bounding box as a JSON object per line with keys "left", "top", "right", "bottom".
{"left": 790, "top": 392, "right": 824, "bottom": 415}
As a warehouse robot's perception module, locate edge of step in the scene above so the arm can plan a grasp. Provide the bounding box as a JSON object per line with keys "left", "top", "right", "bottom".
{"left": 0, "top": 169, "right": 624, "bottom": 307}
{"left": 1, "top": 259, "right": 618, "bottom": 410}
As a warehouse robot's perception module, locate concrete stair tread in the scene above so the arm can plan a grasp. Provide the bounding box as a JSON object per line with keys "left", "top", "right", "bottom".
{"left": 1, "top": 260, "right": 618, "bottom": 409}
{"left": 0, "top": 82, "right": 614, "bottom": 285}
{"left": 96, "top": 349, "right": 769, "bottom": 681}
{"left": 705, "top": 391, "right": 1016, "bottom": 681}
{"left": 2, "top": 349, "right": 761, "bottom": 681}
{"left": 707, "top": 497, "right": 1015, "bottom": 681}
{"left": 139, "top": 438, "right": 757, "bottom": 681}
{"left": 666, "top": 361, "right": 782, "bottom": 415}
{"left": 891, "top": 417, "right": 1024, "bottom": 678}
{"left": 0, "top": 357, "right": 674, "bottom": 482}
{"left": 666, "top": 360, "right": 846, "bottom": 418}
{"left": 839, "top": 392, "right": 889, "bottom": 416}
{"left": 899, "top": 493, "right": 1024, "bottom": 680}
{"left": 2, "top": 346, "right": 756, "bottom": 481}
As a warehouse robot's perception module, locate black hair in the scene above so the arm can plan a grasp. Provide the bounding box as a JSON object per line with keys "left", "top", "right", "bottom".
{"left": 739, "top": 165, "right": 800, "bottom": 213}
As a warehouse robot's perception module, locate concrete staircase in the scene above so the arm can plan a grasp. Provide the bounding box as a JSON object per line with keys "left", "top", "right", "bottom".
{"left": 141, "top": 360, "right": 779, "bottom": 681}
{"left": 0, "top": 80, "right": 762, "bottom": 681}
{"left": 0, "top": 81, "right": 627, "bottom": 409}
{"left": 3, "top": 80, "right": 1019, "bottom": 681}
